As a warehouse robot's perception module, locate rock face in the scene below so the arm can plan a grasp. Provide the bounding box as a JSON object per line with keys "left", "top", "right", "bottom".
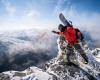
{"left": 0, "top": 57, "right": 100, "bottom": 80}
{"left": 40, "top": 47, "right": 100, "bottom": 80}
{"left": 0, "top": 73, "right": 10, "bottom": 80}
{"left": 44, "top": 57, "right": 100, "bottom": 80}
{"left": 0, "top": 67, "right": 53, "bottom": 80}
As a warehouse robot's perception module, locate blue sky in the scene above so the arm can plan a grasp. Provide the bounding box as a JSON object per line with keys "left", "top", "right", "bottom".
{"left": 0, "top": 0, "right": 100, "bottom": 31}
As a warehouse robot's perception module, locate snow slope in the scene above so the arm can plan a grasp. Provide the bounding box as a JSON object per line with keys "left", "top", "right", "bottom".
{"left": 0, "top": 67, "right": 53, "bottom": 80}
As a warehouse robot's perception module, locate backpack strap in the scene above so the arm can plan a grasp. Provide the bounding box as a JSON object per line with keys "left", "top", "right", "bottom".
{"left": 75, "top": 28, "right": 84, "bottom": 41}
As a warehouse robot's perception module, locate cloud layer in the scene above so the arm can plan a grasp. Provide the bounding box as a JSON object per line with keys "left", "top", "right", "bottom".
{"left": 0, "top": 30, "right": 58, "bottom": 72}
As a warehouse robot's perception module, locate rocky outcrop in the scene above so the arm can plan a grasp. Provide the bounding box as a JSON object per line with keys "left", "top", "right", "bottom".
{"left": 44, "top": 57, "right": 100, "bottom": 80}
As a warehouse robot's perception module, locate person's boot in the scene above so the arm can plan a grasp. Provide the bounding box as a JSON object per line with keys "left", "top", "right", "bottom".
{"left": 83, "top": 60, "right": 88, "bottom": 64}
{"left": 81, "top": 54, "right": 88, "bottom": 64}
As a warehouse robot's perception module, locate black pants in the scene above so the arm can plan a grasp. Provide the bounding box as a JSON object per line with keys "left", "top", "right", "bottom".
{"left": 66, "top": 45, "right": 75, "bottom": 62}
{"left": 66, "top": 44, "right": 88, "bottom": 63}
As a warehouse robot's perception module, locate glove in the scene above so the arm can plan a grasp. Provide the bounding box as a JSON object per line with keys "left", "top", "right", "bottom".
{"left": 52, "top": 30, "right": 56, "bottom": 33}
{"left": 81, "top": 40, "right": 86, "bottom": 46}
{"left": 81, "top": 40, "right": 88, "bottom": 50}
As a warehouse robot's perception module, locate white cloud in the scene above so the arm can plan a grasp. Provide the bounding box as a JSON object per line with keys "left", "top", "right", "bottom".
{"left": 62, "top": 8, "right": 100, "bottom": 29}
{"left": 1, "top": 0, "right": 16, "bottom": 15}
{"left": 54, "top": 0, "right": 70, "bottom": 14}
{"left": 54, "top": 0, "right": 64, "bottom": 14}
{"left": 0, "top": 0, "right": 57, "bottom": 31}
{"left": 27, "top": 10, "right": 40, "bottom": 17}
{"left": 0, "top": 16, "right": 57, "bottom": 31}
{"left": 6, "top": 3, "right": 16, "bottom": 15}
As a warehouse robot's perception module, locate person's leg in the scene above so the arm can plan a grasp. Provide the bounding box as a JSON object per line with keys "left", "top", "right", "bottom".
{"left": 57, "top": 36, "right": 66, "bottom": 62}
{"left": 66, "top": 45, "right": 73, "bottom": 62}
{"left": 73, "top": 44, "right": 88, "bottom": 63}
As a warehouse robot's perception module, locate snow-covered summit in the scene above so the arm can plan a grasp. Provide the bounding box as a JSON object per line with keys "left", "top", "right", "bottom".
{"left": 0, "top": 66, "right": 53, "bottom": 80}
{"left": 0, "top": 47, "right": 100, "bottom": 80}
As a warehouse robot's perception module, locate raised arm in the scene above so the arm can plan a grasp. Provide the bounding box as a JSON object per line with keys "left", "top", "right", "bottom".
{"left": 52, "top": 30, "right": 64, "bottom": 35}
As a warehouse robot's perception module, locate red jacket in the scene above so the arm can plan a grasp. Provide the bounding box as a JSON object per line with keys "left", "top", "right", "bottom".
{"left": 55, "top": 27, "right": 81, "bottom": 45}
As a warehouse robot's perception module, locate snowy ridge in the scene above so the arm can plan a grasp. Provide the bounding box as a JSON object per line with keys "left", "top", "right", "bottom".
{"left": 0, "top": 48, "right": 100, "bottom": 80}
{"left": 43, "top": 48, "right": 100, "bottom": 80}
{"left": 0, "top": 67, "right": 53, "bottom": 80}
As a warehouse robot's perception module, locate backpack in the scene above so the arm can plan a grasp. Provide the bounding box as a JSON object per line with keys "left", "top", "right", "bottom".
{"left": 75, "top": 28, "right": 84, "bottom": 41}
{"left": 65, "top": 27, "right": 81, "bottom": 44}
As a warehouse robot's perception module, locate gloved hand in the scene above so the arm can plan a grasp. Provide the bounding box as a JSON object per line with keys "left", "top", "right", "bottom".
{"left": 81, "top": 40, "right": 86, "bottom": 46}
{"left": 81, "top": 40, "right": 88, "bottom": 50}
{"left": 52, "top": 30, "right": 56, "bottom": 33}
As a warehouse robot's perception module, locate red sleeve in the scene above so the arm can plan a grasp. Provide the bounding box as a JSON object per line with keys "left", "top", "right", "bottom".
{"left": 55, "top": 32, "right": 64, "bottom": 36}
